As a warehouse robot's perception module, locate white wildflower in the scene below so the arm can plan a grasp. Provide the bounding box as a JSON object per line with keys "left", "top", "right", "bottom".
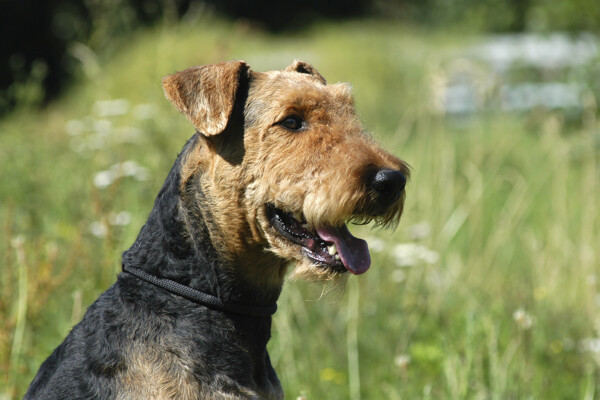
{"left": 581, "top": 338, "right": 600, "bottom": 354}
{"left": 119, "top": 160, "right": 147, "bottom": 180}
{"left": 94, "top": 161, "right": 149, "bottom": 189}
{"left": 392, "top": 243, "right": 439, "bottom": 267}
{"left": 409, "top": 222, "right": 431, "bottom": 241}
{"left": 421, "top": 249, "right": 440, "bottom": 265}
{"left": 93, "top": 99, "right": 130, "bottom": 117}
{"left": 93, "top": 170, "right": 116, "bottom": 188}
{"left": 365, "top": 236, "right": 385, "bottom": 253}
{"left": 513, "top": 308, "right": 535, "bottom": 330}
{"left": 89, "top": 221, "right": 108, "bottom": 238}
{"left": 109, "top": 211, "right": 131, "bottom": 226}
{"left": 393, "top": 244, "right": 418, "bottom": 266}
{"left": 10, "top": 235, "right": 25, "bottom": 248}
{"left": 93, "top": 119, "right": 112, "bottom": 136}
{"left": 394, "top": 354, "right": 411, "bottom": 368}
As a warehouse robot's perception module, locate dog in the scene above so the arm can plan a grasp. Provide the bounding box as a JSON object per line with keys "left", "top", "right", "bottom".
{"left": 25, "top": 60, "right": 409, "bottom": 399}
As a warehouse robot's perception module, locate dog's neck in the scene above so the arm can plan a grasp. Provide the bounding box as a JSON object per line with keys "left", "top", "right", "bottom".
{"left": 122, "top": 135, "right": 282, "bottom": 309}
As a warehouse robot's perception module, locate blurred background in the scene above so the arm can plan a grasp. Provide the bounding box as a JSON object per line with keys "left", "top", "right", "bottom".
{"left": 1, "top": 0, "right": 599, "bottom": 398}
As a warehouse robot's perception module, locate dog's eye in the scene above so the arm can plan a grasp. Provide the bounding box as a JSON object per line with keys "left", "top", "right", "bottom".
{"left": 280, "top": 116, "right": 304, "bottom": 131}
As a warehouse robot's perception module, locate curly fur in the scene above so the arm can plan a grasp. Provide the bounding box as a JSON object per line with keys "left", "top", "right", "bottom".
{"left": 25, "top": 60, "right": 408, "bottom": 399}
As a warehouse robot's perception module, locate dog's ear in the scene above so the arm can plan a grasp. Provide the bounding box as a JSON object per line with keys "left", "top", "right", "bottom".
{"left": 285, "top": 60, "right": 326, "bottom": 84}
{"left": 162, "top": 61, "right": 249, "bottom": 136}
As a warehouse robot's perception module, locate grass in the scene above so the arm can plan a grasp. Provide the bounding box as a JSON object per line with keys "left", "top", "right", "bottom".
{"left": 1, "top": 17, "right": 599, "bottom": 399}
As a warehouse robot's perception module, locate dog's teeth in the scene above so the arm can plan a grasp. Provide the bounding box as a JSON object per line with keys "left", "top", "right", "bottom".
{"left": 334, "top": 254, "right": 340, "bottom": 260}
{"left": 293, "top": 211, "right": 303, "bottom": 221}
{"left": 327, "top": 243, "right": 337, "bottom": 256}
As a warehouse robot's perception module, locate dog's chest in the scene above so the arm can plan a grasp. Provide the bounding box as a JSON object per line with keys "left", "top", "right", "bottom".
{"left": 114, "top": 341, "right": 281, "bottom": 400}
{"left": 115, "top": 343, "right": 200, "bottom": 399}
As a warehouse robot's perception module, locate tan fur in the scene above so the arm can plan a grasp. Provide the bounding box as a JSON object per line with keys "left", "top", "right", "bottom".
{"left": 117, "top": 343, "right": 201, "bottom": 400}
{"left": 117, "top": 342, "right": 275, "bottom": 400}
{"left": 163, "top": 60, "right": 409, "bottom": 291}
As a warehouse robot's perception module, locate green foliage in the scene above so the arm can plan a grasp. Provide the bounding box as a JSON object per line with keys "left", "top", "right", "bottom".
{"left": 528, "top": 0, "right": 600, "bottom": 32}
{"left": 376, "top": 0, "right": 600, "bottom": 32}
{"left": 1, "top": 20, "right": 599, "bottom": 399}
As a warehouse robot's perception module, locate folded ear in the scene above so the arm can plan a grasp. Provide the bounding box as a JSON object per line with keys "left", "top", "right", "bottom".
{"left": 285, "top": 60, "right": 326, "bottom": 84}
{"left": 162, "top": 61, "right": 250, "bottom": 136}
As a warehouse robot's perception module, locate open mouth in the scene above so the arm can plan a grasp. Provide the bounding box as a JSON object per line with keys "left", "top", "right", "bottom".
{"left": 266, "top": 204, "right": 371, "bottom": 275}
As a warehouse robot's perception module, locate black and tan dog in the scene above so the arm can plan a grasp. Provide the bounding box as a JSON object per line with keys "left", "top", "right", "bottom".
{"left": 25, "top": 60, "right": 409, "bottom": 399}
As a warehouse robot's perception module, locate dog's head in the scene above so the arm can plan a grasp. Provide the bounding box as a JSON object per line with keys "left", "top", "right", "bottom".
{"left": 163, "top": 61, "right": 409, "bottom": 286}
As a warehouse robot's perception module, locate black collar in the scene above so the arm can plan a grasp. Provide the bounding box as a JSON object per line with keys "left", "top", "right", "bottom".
{"left": 122, "top": 265, "right": 278, "bottom": 318}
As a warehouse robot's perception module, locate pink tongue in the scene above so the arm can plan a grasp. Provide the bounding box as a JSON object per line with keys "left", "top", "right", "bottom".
{"left": 316, "top": 225, "right": 371, "bottom": 275}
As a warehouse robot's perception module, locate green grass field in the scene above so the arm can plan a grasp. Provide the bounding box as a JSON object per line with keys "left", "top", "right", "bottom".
{"left": 1, "top": 19, "right": 599, "bottom": 399}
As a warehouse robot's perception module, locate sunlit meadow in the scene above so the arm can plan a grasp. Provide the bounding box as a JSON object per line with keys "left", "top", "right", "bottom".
{"left": 1, "top": 19, "right": 599, "bottom": 399}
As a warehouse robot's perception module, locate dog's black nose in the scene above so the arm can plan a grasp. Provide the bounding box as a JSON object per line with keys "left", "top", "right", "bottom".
{"left": 371, "top": 169, "right": 406, "bottom": 205}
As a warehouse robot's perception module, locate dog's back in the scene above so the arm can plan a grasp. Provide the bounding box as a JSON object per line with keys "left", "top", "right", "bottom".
{"left": 26, "top": 288, "right": 120, "bottom": 399}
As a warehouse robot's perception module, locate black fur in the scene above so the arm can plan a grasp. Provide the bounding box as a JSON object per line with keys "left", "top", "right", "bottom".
{"left": 25, "top": 134, "right": 282, "bottom": 399}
